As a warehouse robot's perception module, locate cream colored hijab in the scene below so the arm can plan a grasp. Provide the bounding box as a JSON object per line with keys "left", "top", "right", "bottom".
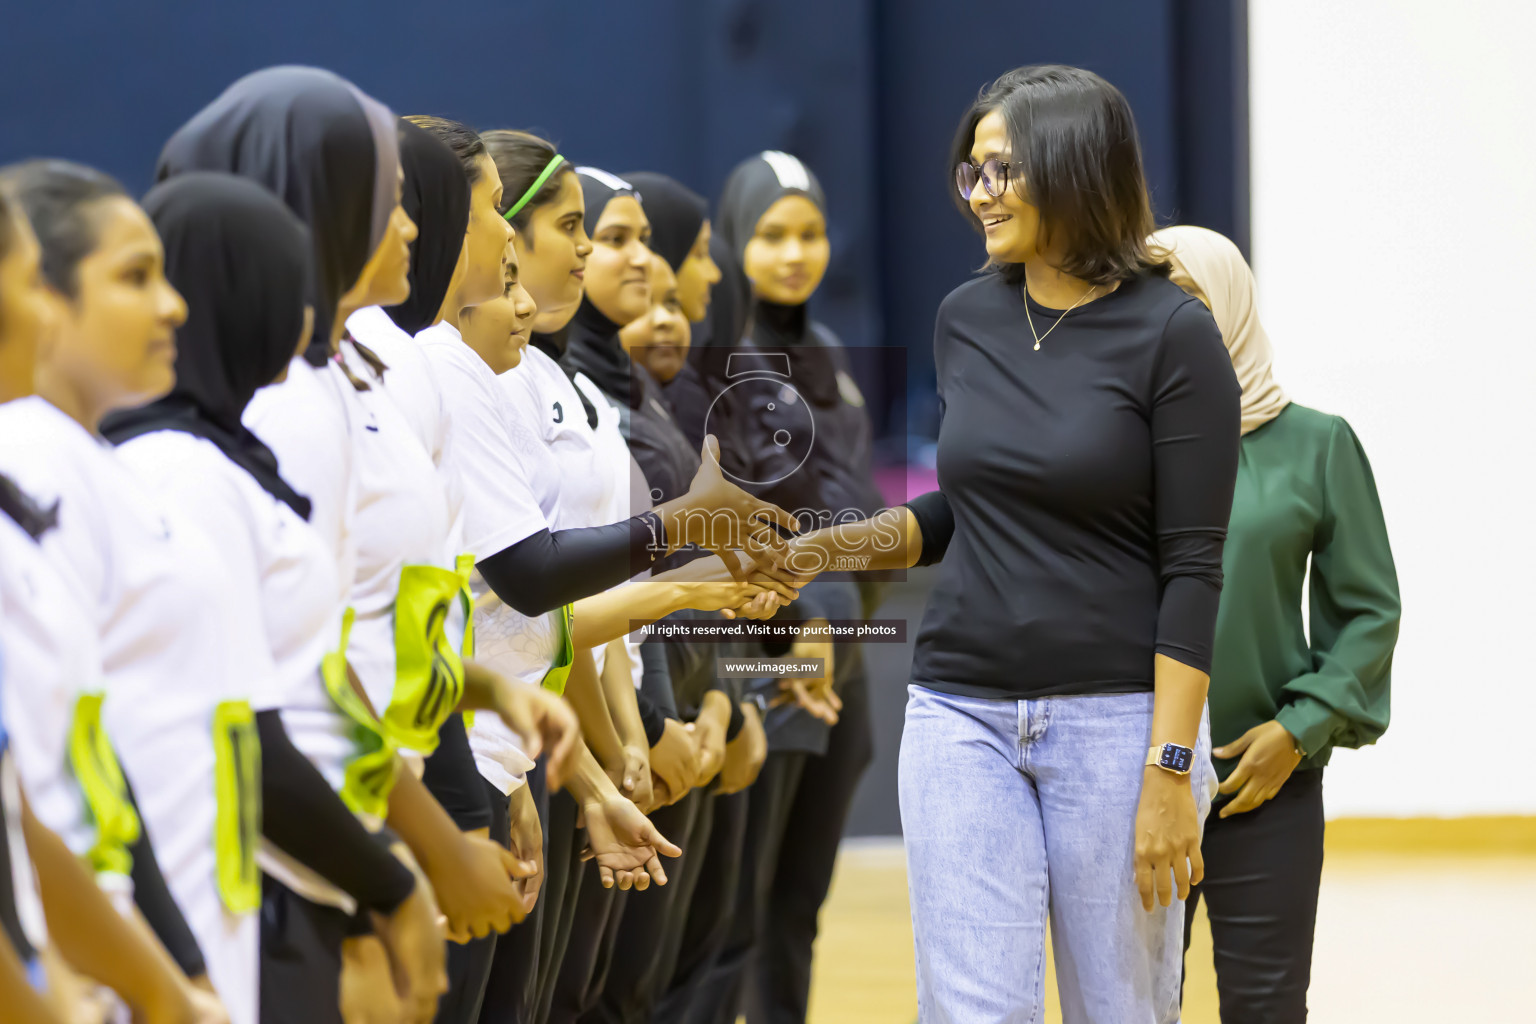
{"left": 1152, "top": 225, "right": 1289, "bottom": 435}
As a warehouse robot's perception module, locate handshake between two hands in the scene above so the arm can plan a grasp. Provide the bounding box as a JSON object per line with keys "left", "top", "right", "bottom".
{"left": 659, "top": 438, "right": 844, "bottom": 725}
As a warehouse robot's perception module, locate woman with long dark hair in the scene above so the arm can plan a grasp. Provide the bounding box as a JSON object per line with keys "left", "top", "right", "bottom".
{"left": 778, "top": 66, "right": 1241, "bottom": 1021}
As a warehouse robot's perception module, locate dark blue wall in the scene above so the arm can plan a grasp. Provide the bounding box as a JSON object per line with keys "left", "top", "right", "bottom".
{"left": 0, "top": 0, "right": 1247, "bottom": 454}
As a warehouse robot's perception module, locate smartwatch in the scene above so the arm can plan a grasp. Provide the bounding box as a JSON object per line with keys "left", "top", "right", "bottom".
{"left": 1146, "top": 742, "right": 1194, "bottom": 775}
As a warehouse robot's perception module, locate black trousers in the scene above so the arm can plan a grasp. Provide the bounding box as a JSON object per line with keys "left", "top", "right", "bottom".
{"left": 745, "top": 672, "right": 873, "bottom": 1024}
{"left": 479, "top": 763, "right": 549, "bottom": 1023}
{"left": 688, "top": 750, "right": 808, "bottom": 1024}
{"left": 532, "top": 789, "right": 586, "bottom": 1023}
{"left": 259, "top": 876, "right": 349, "bottom": 1024}
{"left": 652, "top": 788, "right": 718, "bottom": 994}
{"left": 546, "top": 873, "right": 623, "bottom": 1024}
{"left": 654, "top": 789, "right": 748, "bottom": 1022}
{"left": 1183, "top": 768, "right": 1325, "bottom": 1024}
{"left": 436, "top": 776, "right": 514, "bottom": 1024}
{"left": 586, "top": 789, "right": 705, "bottom": 1023}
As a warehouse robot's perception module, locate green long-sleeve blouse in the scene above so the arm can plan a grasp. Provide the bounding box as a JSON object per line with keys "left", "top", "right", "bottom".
{"left": 1208, "top": 403, "right": 1400, "bottom": 782}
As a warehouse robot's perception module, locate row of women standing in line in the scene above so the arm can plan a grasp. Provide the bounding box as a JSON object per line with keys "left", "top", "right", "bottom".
{"left": 0, "top": 63, "right": 882, "bottom": 1024}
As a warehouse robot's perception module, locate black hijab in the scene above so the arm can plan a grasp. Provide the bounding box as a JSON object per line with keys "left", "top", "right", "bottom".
{"left": 102, "top": 173, "right": 315, "bottom": 519}
{"left": 157, "top": 66, "right": 398, "bottom": 365}
{"left": 385, "top": 120, "right": 470, "bottom": 335}
{"left": 716, "top": 150, "right": 826, "bottom": 279}
{"left": 562, "top": 167, "right": 641, "bottom": 408}
{"left": 686, "top": 233, "right": 748, "bottom": 391}
{"left": 716, "top": 151, "right": 838, "bottom": 402}
{"left": 575, "top": 166, "right": 638, "bottom": 230}
{"left": 622, "top": 172, "right": 706, "bottom": 272}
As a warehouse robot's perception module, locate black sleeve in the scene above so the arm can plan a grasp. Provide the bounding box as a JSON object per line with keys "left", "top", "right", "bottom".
{"left": 1148, "top": 300, "right": 1242, "bottom": 674}
{"left": 903, "top": 490, "right": 955, "bottom": 567}
{"left": 636, "top": 691, "right": 669, "bottom": 748}
{"left": 725, "top": 693, "right": 746, "bottom": 741}
{"left": 421, "top": 714, "right": 493, "bottom": 832}
{"left": 638, "top": 641, "right": 678, "bottom": 720}
{"left": 758, "top": 636, "right": 796, "bottom": 658}
{"left": 255, "top": 711, "right": 416, "bottom": 915}
{"left": 476, "top": 512, "right": 666, "bottom": 617}
{"left": 126, "top": 777, "right": 206, "bottom": 979}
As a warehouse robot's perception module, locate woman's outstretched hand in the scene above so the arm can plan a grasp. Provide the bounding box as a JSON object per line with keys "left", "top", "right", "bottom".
{"left": 657, "top": 436, "right": 799, "bottom": 574}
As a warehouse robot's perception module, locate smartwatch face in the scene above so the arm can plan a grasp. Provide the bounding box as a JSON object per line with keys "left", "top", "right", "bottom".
{"left": 1160, "top": 744, "right": 1194, "bottom": 773}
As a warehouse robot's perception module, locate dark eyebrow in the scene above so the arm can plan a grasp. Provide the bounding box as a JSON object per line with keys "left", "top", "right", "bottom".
{"left": 118, "top": 246, "right": 160, "bottom": 266}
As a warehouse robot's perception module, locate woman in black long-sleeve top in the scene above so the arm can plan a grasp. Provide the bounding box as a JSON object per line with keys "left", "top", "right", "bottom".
{"left": 784, "top": 65, "right": 1240, "bottom": 1022}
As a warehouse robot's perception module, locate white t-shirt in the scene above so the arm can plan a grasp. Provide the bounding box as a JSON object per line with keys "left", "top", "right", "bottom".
{"left": 243, "top": 357, "right": 358, "bottom": 599}
{"left": 0, "top": 646, "right": 50, "bottom": 958}
{"left": 313, "top": 343, "right": 465, "bottom": 759}
{"left": 0, "top": 511, "right": 98, "bottom": 863}
{"left": 0, "top": 744, "right": 47, "bottom": 963}
{"left": 0, "top": 397, "right": 263, "bottom": 1024}
{"left": 571, "top": 372, "right": 654, "bottom": 689}
{"left": 504, "top": 349, "right": 624, "bottom": 530}
{"left": 346, "top": 307, "right": 466, "bottom": 561}
{"left": 249, "top": 345, "right": 469, "bottom": 768}
{"left": 506, "top": 350, "right": 650, "bottom": 687}
{"left": 116, "top": 431, "right": 359, "bottom": 912}
{"left": 416, "top": 323, "right": 555, "bottom": 793}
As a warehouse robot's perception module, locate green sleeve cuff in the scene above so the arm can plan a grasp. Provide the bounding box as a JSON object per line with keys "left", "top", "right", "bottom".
{"left": 1275, "top": 698, "right": 1346, "bottom": 758}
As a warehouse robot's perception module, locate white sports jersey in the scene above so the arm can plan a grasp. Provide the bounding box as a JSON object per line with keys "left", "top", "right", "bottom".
{"left": 345, "top": 307, "right": 466, "bottom": 564}
{"left": 0, "top": 397, "right": 264, "bottom": 1024}
{"left": 417, "top": 323, "right": 556, "bottom": 793}
{"left": 117, "top": 430, "right": 361, "bottom": 911}
{"left": 244, "top": 357, "right": 358, "bottom": 599}
{"left": 505, "top": 348, "right": 649, "bottom": 687}
{"left": 0, "top": 659, "right": 49, "bottom": 958}
{"left": 0, "top": 510, "right": 98, "bottom": 865}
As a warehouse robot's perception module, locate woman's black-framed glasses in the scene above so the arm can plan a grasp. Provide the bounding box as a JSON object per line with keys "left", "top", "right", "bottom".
{"left": 955, "top": 158, "right": 1011, "bottom": 200}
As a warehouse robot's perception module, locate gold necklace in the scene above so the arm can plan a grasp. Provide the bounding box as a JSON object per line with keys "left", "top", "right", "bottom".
{"left": 1023, "top": 280, "right": 1098, "bottom": 350}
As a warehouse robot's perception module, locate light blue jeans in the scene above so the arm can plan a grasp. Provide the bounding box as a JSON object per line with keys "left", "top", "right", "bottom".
{"left": 899, "top": 686, "right": 1213, "bottom": 1024}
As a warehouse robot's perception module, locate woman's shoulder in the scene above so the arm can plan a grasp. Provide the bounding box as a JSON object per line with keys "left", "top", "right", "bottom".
{"left": 1249, "top": 404, "right": 1368, "bottom": 472}
{"left": 1286, "top": 405, "right": 1373, "bottom": 465}
{"left": 1276, "top": 402, "right": 1338, "bottom": 432}
{"left": 937, "top": 271, "right": 1011, "bottom": 319}
{"left": 1116, "top": 270, "right": 1211, "bottom": 329}
{"left": 806, "top": 319, "right": 845, "bottom": 348}
{"left": 1257, "top": 403, "right": 1352, "bottom": 442}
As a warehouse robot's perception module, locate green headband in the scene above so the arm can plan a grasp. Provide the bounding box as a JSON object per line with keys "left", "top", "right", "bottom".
{"left": 503, "top": 154, "right": 567, "bottom": 222}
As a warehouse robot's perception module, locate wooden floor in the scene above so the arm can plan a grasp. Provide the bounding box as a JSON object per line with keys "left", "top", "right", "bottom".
{"left": 802, "top": 837, "right": 1536, "bottom": 1023}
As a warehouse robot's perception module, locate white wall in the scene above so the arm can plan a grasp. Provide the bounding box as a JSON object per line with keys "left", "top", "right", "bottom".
{"left": 1249, "top": 0, "right": 1536, "bottom": 816}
